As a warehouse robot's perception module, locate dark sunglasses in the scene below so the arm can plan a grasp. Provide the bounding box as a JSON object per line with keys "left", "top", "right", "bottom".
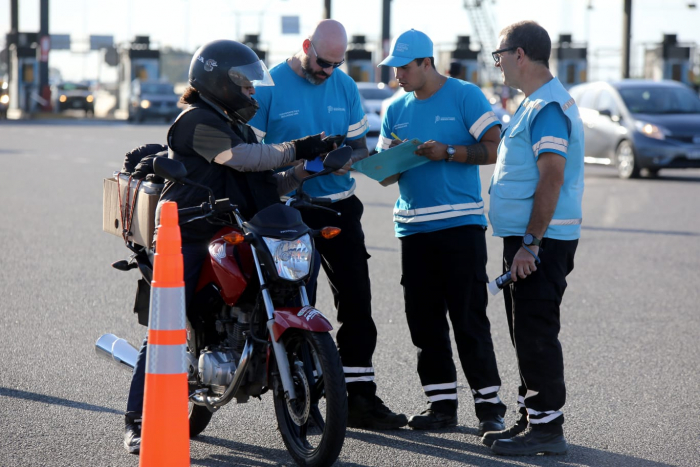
{"left": 309, "top": 41, "right": 345, "bottom": 69}
{"left": 491, "top": 46, "right": 521, "bottom": 64}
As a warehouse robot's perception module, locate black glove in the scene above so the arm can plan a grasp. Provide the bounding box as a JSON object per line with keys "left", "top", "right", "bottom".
{"left": 292, "top": 133, "right": 334, "bottom": 161}
{"left": 131, "top": 150, "right": 168, "bottom": 179}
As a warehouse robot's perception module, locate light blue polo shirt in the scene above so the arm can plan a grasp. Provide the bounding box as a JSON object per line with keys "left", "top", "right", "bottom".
{"left": 377, "top": 77, "right": 500, "bottom": 237}
{"left": 249, "top": 61, "right": 368, "bottom": 200}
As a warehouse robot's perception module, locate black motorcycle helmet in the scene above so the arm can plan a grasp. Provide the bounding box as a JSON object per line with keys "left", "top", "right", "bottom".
{"left": 188, "top": 40, "right": 274, "bottom": 123}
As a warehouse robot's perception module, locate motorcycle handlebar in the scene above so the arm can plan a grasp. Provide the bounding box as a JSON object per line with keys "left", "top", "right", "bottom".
{"left": 178, "top": 203, "right": 211, "bottom": 217}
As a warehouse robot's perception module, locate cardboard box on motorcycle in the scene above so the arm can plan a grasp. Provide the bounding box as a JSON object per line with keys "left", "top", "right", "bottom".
{"left": 102, "top": 175, "right": 162, "bottom": 247}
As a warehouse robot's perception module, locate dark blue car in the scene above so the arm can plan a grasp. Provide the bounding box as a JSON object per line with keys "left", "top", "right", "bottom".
{"left": 569, "top": 79, "right": 700, "bottom": 178}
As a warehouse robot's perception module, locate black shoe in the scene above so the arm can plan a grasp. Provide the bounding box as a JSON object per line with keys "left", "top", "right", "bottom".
{"left": 481, "top": 415, "right": 528, "bottom": 447}
{"left": 124, "top": 417, "right": 141, "bottom": 455}
{"left": 491, "top": 427, "right": 568, "bottom": 456}
{"left": 347, "top": 395, "right": 408, "bottom": 430}
{"left": 477, "top": 415, "right": 505, "bottom": 437}
{"left": 407, "top": 408, "right": 458, "bottom": 430}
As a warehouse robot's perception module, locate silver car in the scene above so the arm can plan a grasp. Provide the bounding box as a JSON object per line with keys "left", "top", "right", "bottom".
{"left": 569, "top": 79, "right": 700, "bottom": 179}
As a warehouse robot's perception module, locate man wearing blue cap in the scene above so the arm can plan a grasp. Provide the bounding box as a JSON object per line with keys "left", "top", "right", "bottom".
{"left": 377, "top": 29, "right": 507, "bottom": 433}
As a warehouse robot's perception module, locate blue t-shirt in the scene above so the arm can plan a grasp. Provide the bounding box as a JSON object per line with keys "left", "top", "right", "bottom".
{"left": 248, "top": 61, "right": 368, "bottom": 200}
{"left": 530, "top": 102, "right": 570, "bottom": 159}
{"left": 378, "top": 78, "right": 500, "bottom": 237}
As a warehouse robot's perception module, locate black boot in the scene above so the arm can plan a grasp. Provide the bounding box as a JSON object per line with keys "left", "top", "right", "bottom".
{"left": 477, "top": 414, "right": 505, "bottom": 437}
{"left": 407, "top": 404, "right": 458, "bottom": 430}
{"left": 481, "top": 414, "right": 528, "bottom": 446}
{"left": 347, "top": 394, "right": 408, "bottom": 430}
{"left": 490, "top": 426, "right": 567, "bottom": 456}
{"left": 124, "top": 415, "right": 141, "bottom": 455}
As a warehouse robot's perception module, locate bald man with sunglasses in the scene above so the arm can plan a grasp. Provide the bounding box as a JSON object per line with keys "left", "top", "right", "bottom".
{"left": 249, "top": 19, "right": 408, "bottom": 430}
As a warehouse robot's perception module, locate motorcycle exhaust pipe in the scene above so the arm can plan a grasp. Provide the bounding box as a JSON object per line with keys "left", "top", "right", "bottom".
{"left": 95, "top": 333, "right": 138, "bottom": 371}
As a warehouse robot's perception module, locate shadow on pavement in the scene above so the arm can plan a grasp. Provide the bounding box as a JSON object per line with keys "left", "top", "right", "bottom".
{"left": 0, "top": 386, "right": 121, "bottom": 415}
{"left": 345, "top": 427, "right": 676, "bottom": 467}
{"left": 192, "top": 435, "right": 292, "bottom": 467}
{"left": 582, "top": 225, "right": 699, "bottom": 237}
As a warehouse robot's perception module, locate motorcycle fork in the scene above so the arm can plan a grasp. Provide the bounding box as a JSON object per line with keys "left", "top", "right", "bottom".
{"left": 250, "top": 245, "right": 308, "bottom": 402}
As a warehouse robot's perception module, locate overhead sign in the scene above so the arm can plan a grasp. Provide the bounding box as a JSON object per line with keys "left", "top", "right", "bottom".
{"left": 90, "top": 35, "right": 114, "bottom": 50}
{"left": 50, "top": 34, "right": 71, "bottom": 50}
{"left": 281, "top": 16, "right": 300, "bottom": 35}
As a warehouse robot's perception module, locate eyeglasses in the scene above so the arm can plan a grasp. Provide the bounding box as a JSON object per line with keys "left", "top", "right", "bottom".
{"left": 309, "top": 41, "right": 345, "bottom": 69}
{"left": 491, "top": 46, "right": 520, "bottom": 64}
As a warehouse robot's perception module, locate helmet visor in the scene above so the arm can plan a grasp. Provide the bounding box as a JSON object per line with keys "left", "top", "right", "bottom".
{"left": 228, "top": 60, "right": 274, "bottom": 87}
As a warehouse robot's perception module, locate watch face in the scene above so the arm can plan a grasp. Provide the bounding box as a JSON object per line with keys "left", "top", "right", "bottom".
{"left": 524, "top": 234, "right": 533, "bottom": 244}
{"left": 446, "top": 146, "right": 455, "bottom": 155}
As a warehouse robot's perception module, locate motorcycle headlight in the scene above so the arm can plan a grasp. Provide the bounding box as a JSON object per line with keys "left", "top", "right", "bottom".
{"left": 262, "top": 234, "right": 312, "bottom": 281}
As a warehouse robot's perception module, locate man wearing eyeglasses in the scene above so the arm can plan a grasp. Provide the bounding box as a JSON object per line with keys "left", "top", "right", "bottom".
{"left": 248, "top": 19, "right": 408, "bottom": 430}
{"left": 376, "top": 29, "right": 507, "bottom": 436}
{"left": 483, "top": 21, "right": 584, "bottom": 456}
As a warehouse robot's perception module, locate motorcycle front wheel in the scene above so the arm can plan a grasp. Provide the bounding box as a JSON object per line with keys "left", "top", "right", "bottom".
{"left": 272, "top": 330, "right": 347, "bottom": 467}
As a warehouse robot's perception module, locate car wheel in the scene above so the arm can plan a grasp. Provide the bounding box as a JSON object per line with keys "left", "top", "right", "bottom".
{"left": 644, "top": 168, "right": 660, "bottom": 178}
{"left": 615, "top": 140, "right": 640, "bottom": 179}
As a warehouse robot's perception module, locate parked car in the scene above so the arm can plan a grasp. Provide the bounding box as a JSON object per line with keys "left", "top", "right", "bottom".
{"left": 361, "top": 96, "right": 382, "bottom": 151}
{"left": 128, "top": 79, "right": 180, "bottom": 123}
{"left": 52, "top": 82, "right": 94, "bottom": 116}
{"left": 356, "top": 82, "right": 396, "bottom": 115}
{"left": 569, "top": 79, "right": 700, "bottom": 178}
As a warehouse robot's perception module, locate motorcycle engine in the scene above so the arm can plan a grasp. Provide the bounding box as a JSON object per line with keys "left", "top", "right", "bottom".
{"left": 198, "top": 349, "right": 237, "bottom": 387}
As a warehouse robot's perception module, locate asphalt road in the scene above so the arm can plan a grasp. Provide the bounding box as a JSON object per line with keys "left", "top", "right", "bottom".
{"left": 1, "top": 120, "right": 699, "bottom": 467}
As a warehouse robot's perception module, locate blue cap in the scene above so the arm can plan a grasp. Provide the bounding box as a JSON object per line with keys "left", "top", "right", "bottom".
{"left": 378, "top": 29, "right": 433, "bottom": 67}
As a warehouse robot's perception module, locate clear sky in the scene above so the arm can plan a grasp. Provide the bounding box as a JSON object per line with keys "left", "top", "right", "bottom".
{"left": 2, "top": 0, "right": 700, "bottom": 83}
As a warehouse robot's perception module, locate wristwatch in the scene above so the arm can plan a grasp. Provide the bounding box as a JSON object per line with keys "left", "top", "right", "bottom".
{"left": 523, "top": 233, "right": 541, "bottom": 247}
{"left": 445, "top": 145, "right": 456, "bottom": 162}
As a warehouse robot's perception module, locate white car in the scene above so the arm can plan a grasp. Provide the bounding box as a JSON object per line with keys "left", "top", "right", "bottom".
{"left": 356, "top": 82, "right": 396, "bottom": 115}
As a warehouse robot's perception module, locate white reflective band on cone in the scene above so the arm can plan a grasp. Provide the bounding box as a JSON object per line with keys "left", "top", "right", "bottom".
{"left": 146, "top": 344, "right": 187, "bottom": 374}
{"left": 149, "top": 287, "right": 186, "bottom": 330}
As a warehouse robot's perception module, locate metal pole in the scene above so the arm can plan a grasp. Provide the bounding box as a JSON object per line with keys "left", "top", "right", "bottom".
{"left": 622, "top": 0, "right": 632, "bottom": 79}
{"left": 324, "top": 0, "right": 331, "bottom": 19}
{"left": 380, "top": 0, "right": 391, "bottom": 84}
{"left": 39, "top": 0, "right": 50, "bottom": 110}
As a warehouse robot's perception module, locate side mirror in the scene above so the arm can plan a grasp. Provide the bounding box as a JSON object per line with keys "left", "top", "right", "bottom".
{"left": 322, "top": 146, "right": 353, "bottom": 171}
{"left": 153, "top": 157, "right": 187, "bottom": 183}
{"left": 598, "top": 109, "right": 613, "bottom": 118}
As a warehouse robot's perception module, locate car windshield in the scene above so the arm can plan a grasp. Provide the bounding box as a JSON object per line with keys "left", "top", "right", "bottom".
{"left": 58, "top": 83, "right": 90, "bottom": 91}
{"left": 358, "top": 87, "right": 395, "bottom": 101}
{"left": 618, "top": 86, "right": 700, "bottom": 114}
{"left": 141, "top": 83, "right": 174, "bottom": 94}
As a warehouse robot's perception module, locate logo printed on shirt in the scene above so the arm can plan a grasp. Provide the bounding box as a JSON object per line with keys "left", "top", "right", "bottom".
{"left": 327, "top": 106, "right": 347, "bottom": 113}
{"left": 280, "top": 110, "right": 300, "bottom": 119}
{"left": 393, "top": 122, "right": 409, "bottom": 130}
{"left": 434, "top": 115, "right": 456, "bottom": 124}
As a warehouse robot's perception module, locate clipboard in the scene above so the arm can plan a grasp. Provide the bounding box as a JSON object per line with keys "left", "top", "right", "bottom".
{"left": 351, "top": 139, "right": 426, "bottom": 182}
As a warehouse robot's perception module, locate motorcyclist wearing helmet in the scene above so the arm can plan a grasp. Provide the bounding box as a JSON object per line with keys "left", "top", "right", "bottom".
{"left": 123, "top": 39, "right": 336, "bottom": 455}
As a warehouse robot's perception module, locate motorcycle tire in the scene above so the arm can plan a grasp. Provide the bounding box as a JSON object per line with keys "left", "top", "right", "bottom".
{"left": 188, "top": 401, "right": 214, "bottom": 437}
{"left": 272, "top": 330, "right": 347, "bottom": 467}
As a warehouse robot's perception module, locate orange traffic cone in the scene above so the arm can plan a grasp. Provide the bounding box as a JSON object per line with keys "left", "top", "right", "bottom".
{"left": 139, "top": 201, "right": 190, "bottom": 467}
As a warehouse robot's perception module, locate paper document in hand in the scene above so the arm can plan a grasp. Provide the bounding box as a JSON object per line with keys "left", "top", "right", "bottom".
{"left": 351, "top": 139, "right": 426, "bottom": 182}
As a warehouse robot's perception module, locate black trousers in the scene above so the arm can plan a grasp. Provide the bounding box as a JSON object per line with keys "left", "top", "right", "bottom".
{"left": 301, "top": 195, "right": 378, "bottom": 398}
{"left": 400, "top": 225, "right": 506, "bottom": 420}
{"left": 502, "top": 236, "right": 578, "bottom": 429}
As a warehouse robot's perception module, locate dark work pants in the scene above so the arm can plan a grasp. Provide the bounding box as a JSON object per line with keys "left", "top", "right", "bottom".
{"left": 301, "top": 195, "right": 378, "bottom": 398}
{"left": 126, "top": 243, "right": 208, "bottom": 418}
{"left": 502, "top": 236, "right": 578, "bottom": 430}
{"left": 400, "top": 225, "right": 506, "bottom": 420}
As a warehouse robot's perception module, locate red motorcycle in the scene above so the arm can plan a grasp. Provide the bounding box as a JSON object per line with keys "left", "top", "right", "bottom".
{"left": 97, "top": 147, "right": 352, "bottom": 467}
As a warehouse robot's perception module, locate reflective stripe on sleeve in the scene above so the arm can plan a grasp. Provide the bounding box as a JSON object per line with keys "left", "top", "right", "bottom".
{"left": 469, "top": 111, "right": 499, "bottom": 139}
{"left": 348, "top": 116, "right": 369, "bottom": 138}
